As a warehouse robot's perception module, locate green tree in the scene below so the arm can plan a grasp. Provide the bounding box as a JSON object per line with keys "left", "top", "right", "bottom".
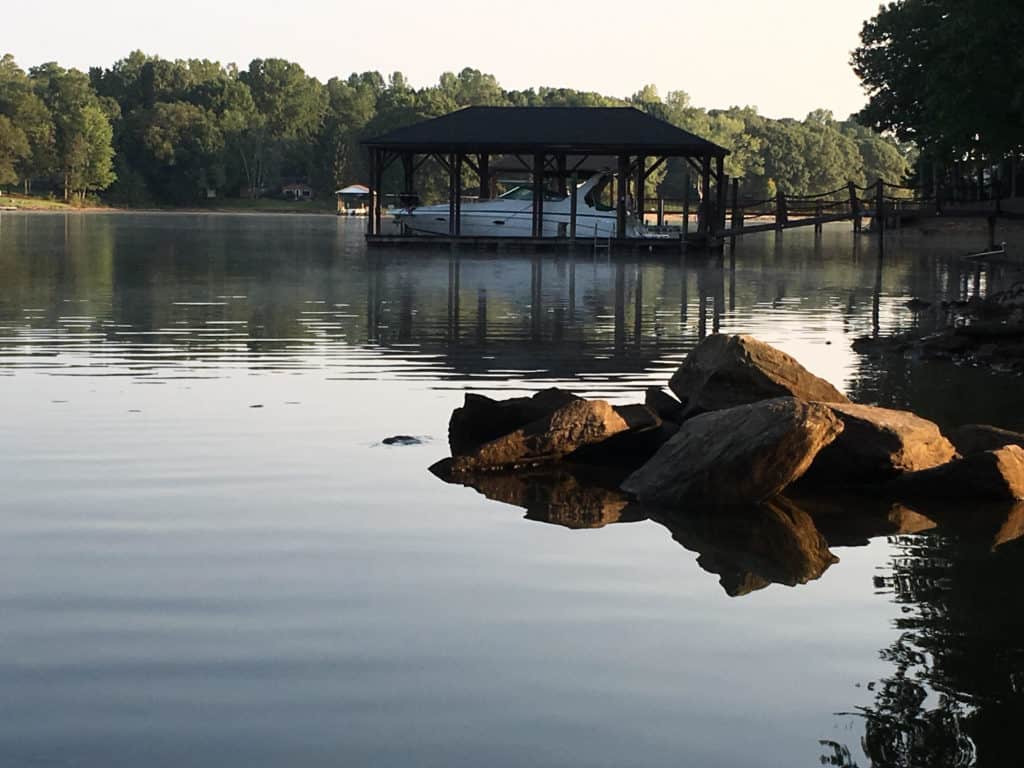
{"left": 30, "top": 63, "right": 116, "bottom": 200}
{"left": 853, "top": 0, "right": 1024, "bottom": 163}
{"left": 0, "top": 114, "right": 29, "bottom": 185}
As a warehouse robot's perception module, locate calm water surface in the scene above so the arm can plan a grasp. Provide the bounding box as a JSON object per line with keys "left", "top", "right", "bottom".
{"left": 1, "top": 212, "right": 1022, "bottom": 767}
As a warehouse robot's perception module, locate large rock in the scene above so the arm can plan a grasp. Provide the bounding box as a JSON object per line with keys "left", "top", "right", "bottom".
{"left": 448, "top": 388, "right": 580, "bottom": 456}
{"left": 621, "top": 397, "right": 844, "bottom": 507}
{"left": 567, "top": 405, "right": 676, "bottom": 473}
{"left": 669, "top": 334, "right": 849, "bottom": 416}
{"left": 894, "top": 445, "right": 1024, "bottom": 502}
{"left": 948, "top": 423, "right": 1024, "bottom": 456}
{"left": 804, "top": 403, "right": 956, "bottom": 485}
{"left": 441, "top": 399, "right": 631, "bottom": 474}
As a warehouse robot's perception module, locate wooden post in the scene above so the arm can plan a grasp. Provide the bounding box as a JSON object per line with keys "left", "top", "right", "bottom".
{"left": 814, "top": 201, "right": 823, "bottom": 235}
{"left": 636, "top": 155, "right": 646, "bottom": 227}
{"left": 849, "top": 181, "right": 861, "bottom": 233}
{"left": 657, "top": 198, "right": 665, "bottom": 228}
{"left": 557, "top": 154, "right": 568, "bottom": 197}
{"left": 478, "top": 153, "right": 490, "bottom": 200}
{"left": 569, "top": 172, "right": 578, "bottom": 242}
{"left": 402, "top": 153, "right": 415, "bottom": 200}
{"left": 367, "top": 149, "right": 377, "bottom": 236}
{"left": 453, "top": 153, "right": 463, "bottom": 236}
{"left": 373, "top": 149, "right": 383, "bottom": 236}
{"left": 616, "top": 155, "right": 630, "bottom": 240}
{"left": 775, "top": 189, "right": 788, "bottom": 231}
{"left": 700, "top": 156, "right": 711, "bottom": 237}
{"left": 532, "top": 153, "right": 545, "bottom": 238}
{"left": 730, "top": 178, "right": 740, "bottom": 231}
{"left": 682, "top": 172, "right": 691, "bottom": 241}
{"left": 875, "top": 178, "right": 885, "bottom": 235}
{"left": 447, "top": 153, "right": 456, "bottom": 235}
{"left": 715, "top": 158, "right": 727, "bottom": 236}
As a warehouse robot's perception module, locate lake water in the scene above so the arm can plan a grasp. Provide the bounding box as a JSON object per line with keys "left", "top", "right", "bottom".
{"left": 1, "top": 212, "right": 1022, "bottom": 767}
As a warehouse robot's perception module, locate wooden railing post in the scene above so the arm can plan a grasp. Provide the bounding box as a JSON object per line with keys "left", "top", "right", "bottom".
{"left": 814, "top": 201, "right": 823, "bottom": 235}
{"left": 682, "top": 173, "right": 691, "bottom": 241}
{"left": 730, "top": 177, "right": 741, "bottom": 231}
{"left": 657, "top": 198, "right": 665, "bottom": 228}
{"left": 775, "top": 189, "right": 788, "bottom": 231}
{"left": 848, "top": 182, "right": 861, "bottom": 233}
{"left": 875, "top": 178, "right": 885, "bottom": 234}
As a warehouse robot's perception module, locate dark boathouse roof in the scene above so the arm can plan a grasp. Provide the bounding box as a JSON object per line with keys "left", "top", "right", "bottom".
{"left": 364, "top": 106, "right": 729, "bottom": 157}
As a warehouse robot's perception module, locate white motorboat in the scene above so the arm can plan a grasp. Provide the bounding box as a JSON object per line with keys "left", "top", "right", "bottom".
{"left": 391, "top": 172, "right": 647, "bottom": 238}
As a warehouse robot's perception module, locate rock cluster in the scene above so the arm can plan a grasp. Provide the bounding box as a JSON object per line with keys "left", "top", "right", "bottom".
{"left": 431, "top": 334, "right": 1024, "bottom": 566}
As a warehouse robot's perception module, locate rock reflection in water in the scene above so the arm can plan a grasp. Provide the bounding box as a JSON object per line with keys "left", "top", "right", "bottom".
{"left": 652, "top": 496, "right": 839, "bottom": 597}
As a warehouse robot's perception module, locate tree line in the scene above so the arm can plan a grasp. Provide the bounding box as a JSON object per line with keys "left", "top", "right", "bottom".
{"left": 0, "top": 51, "right": 911, "bottom": 206}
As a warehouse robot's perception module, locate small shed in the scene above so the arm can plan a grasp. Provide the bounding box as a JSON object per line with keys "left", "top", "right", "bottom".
{"left": 335, "top": 184, "right": 370, "bottom": 215}
{"left": 282, "top": 182, "right": 314, "bottom": 201}
{"left": 362, "top": 106, "right": 729, "bottom": 244}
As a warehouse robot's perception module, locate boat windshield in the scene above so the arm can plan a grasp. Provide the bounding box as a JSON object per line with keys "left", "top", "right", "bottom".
{"left": 499, "top": 186, "right": 566, "bottom": 202}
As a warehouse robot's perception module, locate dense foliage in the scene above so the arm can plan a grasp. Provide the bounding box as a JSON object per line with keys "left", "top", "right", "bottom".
{"left": 0, "top": 51, "right": 911, "bottom": 205}
{"left": 853, "top": 0, "right": 1023, "bottom": 166}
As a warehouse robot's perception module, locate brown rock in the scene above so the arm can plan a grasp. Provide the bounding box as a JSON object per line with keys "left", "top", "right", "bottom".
{"left": 669, "top": 334, "right": 849, "bottom": 417}
{"left": 948, "top": 423, "right": 1024, "bottom": 457}
{"left": 621, "top": 397, "right": 844, "bottom": 507}
{"left": 894, "top": 445, "right": 1024, "bottom": 502}
{"left": 805, "top": 403, "right": 956, "bottom": 485}
{"left": 567, "top": 405, "right": 676, "bottom": 472}
{"left": 445, "top": 399, "right": 631, "bottom": 473}
{"left": 448, "top": 388, "right": 580, "bottom": 456}
{"left": 645, "top": 387, "right": 684, "bottom": 424}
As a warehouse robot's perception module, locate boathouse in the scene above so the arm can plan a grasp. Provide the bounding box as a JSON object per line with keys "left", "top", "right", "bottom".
{"left": 362, "top": 106, "right": 729, "bottom": 248}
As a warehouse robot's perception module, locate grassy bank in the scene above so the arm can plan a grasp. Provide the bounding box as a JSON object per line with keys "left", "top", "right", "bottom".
{"left": 0, "top": 194, "right": 339, "bottom": 216}
{"left": 0, "top": 194, "right": 100, "bottom": 211}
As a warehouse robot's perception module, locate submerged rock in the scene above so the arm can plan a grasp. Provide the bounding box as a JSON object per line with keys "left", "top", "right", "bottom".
{"left": 894, "top": 445, "right": 1024, "bottom": 502}
{"left": 441, "top": 398, "right": 632, "bottom": 474}
{"left": 948, "top": 423, "right": 1024, "bottom": 456}
{"left": 448, "top": 388, "right": 580, "bottom": 456}
{"left": 621, "top": 397, "right": 844, "bottom": 508}
{"left": 382, "top": 435, "right": 423, "bottom": 446}
{"left": 669, "top": 334, "right": 849, "bottom": 417}
{"left": 804, "top": 403, "right": 956, "bottom": 485}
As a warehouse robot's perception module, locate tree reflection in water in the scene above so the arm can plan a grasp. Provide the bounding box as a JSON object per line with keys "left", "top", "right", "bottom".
{"left": 825, "top": 529, "right": 1024, "bottom": 767}
{"left": 437, "top": 466, "right": 1024, "bottom": 766}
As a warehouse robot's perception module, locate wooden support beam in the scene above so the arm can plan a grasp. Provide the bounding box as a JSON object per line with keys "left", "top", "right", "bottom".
{"left": 557, "top": 154, "right": 567, "bottom": 197}
{"left": 700, "top": 156, "right": 711, "bottom": 236}
{"left": 448, "top": 153, "right": 457, "bottom": 236}
{"left": 569, "top": 172, "right": 578, "bottom": 242}
{"left": 657, "top": 198, "right": 665, "bottom": 228}
{"left": 617, "top": 155, "right": 630, "bottom": 240}
{"left": 373, "top": 148, "right": 383, "bottom": 236}
{"left": 636, "top": 155, "right": 646, "bottom": 226}
{"left": 682, "top": 172, "right": 691, "bottom": 240}
{"left": 714, "top": 157, "right": 726, "bottom": 235}
{"left": 367, "top": 149, "right": 377, "bottom": 236}
{"left": 532, "top": 153, "right": 545, "bottom": 238}
{"left": 478, "top": 154, "right": 490, "bottom": 200}
{"left": 454, "top": 153, "right": 463, "bottom": 236}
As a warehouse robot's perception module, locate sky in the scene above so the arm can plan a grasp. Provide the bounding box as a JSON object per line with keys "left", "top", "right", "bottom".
{"left": 5, "top": 0, "right": 883, "bottom": 120}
